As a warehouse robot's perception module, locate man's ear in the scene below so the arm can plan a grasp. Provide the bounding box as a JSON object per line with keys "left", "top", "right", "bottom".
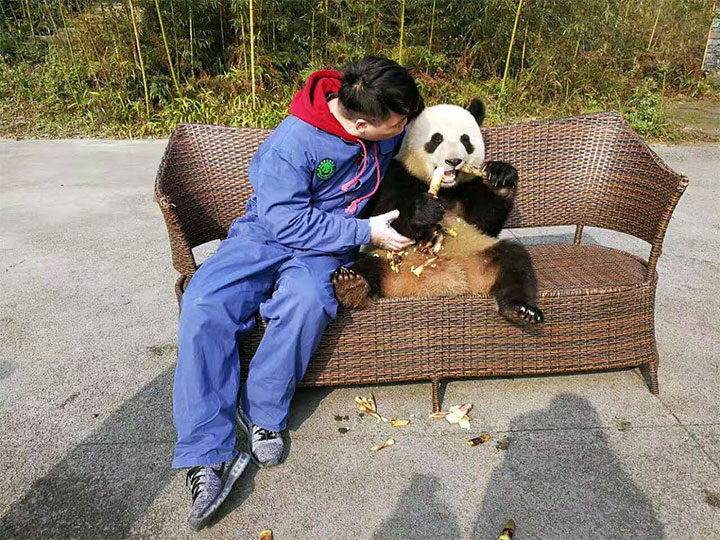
{"left": 354, "top": 118, "right": 369, "bottom": 133}
{"left": 467, "top": 98, "right": 485, "bottom": 126}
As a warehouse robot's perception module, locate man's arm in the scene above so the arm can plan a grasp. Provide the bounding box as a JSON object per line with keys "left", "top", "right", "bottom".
{"left": 255, "top": 147, "right": 371, "bottom": 253}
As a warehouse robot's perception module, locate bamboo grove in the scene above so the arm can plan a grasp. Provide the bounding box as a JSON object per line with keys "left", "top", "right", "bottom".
{"left": 1, "top": 0, "right": 717, "bottom": 138}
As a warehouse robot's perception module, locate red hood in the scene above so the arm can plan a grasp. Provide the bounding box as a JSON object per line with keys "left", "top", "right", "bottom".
{"left": 289, "top": 70, "right": 360, "bottom": 143}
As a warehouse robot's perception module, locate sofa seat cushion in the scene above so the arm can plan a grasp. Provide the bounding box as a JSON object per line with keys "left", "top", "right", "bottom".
{"left": 528, "top": 244, "right": 649, "bottom": 296}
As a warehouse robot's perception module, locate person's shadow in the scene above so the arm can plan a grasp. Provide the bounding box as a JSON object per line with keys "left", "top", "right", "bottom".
{"left": 372, "top": 474, "right": 462, "bottom": 540}
{"left": 0, "top": 354, "right": 330, "bottom": 538}
{"left": 473, "top": 393, "right": 664, "bottom": 539}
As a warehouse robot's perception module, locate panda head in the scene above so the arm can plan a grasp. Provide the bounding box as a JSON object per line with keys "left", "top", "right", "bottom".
{"left": 395, "top": 98, "right": 486, "bottom": 190}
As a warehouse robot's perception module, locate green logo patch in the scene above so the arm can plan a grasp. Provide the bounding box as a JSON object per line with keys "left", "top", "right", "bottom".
{"left": 316, "top": 158, "right": 336, "bottom": 180}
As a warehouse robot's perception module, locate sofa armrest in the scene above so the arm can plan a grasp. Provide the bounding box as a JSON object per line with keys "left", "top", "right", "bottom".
{"left": 154, "top": 123, "right": 269, "bottom": 277}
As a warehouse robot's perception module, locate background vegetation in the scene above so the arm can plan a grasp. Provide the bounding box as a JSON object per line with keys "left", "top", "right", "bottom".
{"left": 1, "top": 0, "right": 718, "bottom": 139}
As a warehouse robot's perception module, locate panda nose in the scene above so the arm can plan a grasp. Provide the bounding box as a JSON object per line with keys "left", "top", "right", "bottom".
{"left": 445, "top": 158, "right": 462, "bottom": 167}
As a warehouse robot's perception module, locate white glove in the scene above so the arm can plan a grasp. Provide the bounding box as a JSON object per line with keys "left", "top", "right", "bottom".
{"left": 369, "top": 210, "right": 415, "bottom": 251}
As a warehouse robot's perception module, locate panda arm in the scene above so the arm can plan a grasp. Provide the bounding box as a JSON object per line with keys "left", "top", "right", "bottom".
{"left": 441, "top": 176, "right": 514, "bottom": 238}
{"left": 366, "top": 161, "right": 443, "bottom": 240}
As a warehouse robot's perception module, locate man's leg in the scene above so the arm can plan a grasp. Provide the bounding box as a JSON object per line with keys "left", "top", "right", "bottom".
{"left": 240, "top": 252, "right": 342, "bottom": 434}
{"left": 172, "top": 234, "right": 289, "bottom": 469}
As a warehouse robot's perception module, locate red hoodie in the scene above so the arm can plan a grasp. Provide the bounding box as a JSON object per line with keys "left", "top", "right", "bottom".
{"left": 289, "top": 70, "right": 383, "bottom": 215}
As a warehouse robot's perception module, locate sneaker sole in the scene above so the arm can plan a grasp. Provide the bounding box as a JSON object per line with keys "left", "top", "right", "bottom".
{"left": 235, "top": 408, "right": 273, "bottom": 468}
{"left": 187, "top": 452, "right": 251, "bottom": 531}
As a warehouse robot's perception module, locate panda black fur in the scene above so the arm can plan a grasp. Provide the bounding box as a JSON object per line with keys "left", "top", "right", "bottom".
{"left": 332, "top": 98, "right": 544, "bottom": 325}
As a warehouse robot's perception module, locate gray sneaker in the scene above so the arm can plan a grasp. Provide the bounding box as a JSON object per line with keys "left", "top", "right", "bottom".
{"left": 185, "top": 452, "right": 251, "bottom": 530}
{"left": 236, "top": 406, "right": 285, "bottom": 468}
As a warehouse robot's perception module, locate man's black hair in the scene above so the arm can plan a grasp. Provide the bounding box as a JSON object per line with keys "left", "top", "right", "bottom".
{"left": 339, "top": 55, "right": 424, "bottom": 125}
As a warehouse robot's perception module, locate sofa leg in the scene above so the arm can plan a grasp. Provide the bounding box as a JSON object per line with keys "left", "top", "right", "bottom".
{"left": 648, "top": 362, "right": 659, "bottom": 394}
{"left": 431, "top": 378, "right": 442, "bottom": 413}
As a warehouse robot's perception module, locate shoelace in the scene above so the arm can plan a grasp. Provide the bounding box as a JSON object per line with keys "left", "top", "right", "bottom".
{"left": 253, "top": 425, "right": 279, "bottom": 442}
{"left": 186, "top": 463, "right": 225, "bottom": 503}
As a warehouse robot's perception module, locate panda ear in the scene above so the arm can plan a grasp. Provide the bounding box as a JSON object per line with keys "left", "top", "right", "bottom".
{"left": 467, "top": 98, "right": 485, "bottom": 126}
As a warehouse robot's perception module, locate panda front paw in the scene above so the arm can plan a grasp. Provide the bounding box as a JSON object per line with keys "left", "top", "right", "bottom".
{"left": 485, "top": 161, "right": 518, "bottom": 191}
{"left": 408, "top": 193, "right": 445, "bottom": 239}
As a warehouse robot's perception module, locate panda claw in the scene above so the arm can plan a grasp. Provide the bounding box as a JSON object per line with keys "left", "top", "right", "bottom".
{"left": 332, "top": 266, "right": 371, "bottom": 309}
{"left": 500, "top": 302, "right": 544, "bottom": 325}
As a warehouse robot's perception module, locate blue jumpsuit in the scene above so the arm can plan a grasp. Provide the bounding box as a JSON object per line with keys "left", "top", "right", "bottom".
{"left": 172, "top": 114, "right": 405, "bottom": 468}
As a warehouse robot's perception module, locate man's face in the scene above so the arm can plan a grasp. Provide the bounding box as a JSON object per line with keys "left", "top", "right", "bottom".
{"left": 354, "top": 110, "right": 408, "bottom": 141}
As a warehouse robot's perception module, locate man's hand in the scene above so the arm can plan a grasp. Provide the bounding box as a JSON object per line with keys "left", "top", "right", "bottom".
{"left": 369, "top": 210, "right": 415, "bottom": 251}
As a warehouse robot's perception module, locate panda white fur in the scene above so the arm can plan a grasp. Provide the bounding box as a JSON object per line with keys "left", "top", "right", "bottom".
{"left": 332, "top": 98, "right": 544, "bottom": 325}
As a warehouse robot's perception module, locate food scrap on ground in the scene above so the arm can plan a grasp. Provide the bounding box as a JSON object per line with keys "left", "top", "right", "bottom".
{"left": 370, "top": 438, "right": 395, "bottom": 452}
{"left": 468, "top": 433, "right": 491, "bottom": 447}
{"left": 497, "top": 520, "right": 515, "bottom": 540}
{"left": 355, "top": 394, "right": 388, "bottom": 422}
{"left": 444, "top": 403, "right": 473, "bottom": 429}
{"left": 258, "top": 529, "right": 273, "bottom": 540}
{"left": 496, "top": 435, "right": 511, "bottom": 450}
{"left": 391, "top": 418, "right": 410, "bottom": 427}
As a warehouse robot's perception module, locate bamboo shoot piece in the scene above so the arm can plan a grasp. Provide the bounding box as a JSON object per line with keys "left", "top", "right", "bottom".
{"left": 370, "top": 438, "right": 395, "bottom": 452}
{"left": 459, "top": 163, "right": 488, "bottom": 179}
{"left": 428, "top": 166, "right": 445, "bottom": 197}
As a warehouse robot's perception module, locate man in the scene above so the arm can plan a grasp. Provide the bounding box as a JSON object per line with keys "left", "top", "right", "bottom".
{"left": 173, "top": 55, "right": 424, "bottom": 529}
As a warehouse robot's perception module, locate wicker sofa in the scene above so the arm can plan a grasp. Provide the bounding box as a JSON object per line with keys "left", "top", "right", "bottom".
{"left": 155, "top": 111, "right": 688, "bottom": 413}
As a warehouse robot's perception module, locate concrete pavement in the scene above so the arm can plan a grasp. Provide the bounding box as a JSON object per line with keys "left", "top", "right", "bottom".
{"left": 0, "top": 139, "right": 718, "bottom": 539}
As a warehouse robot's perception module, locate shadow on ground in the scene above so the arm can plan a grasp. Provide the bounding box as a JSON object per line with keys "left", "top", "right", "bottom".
{"left": 369, "top": 393, "right": 663, "bottom": 539}
{"left": 0, "top": 365, "right": 330, "bottom": 539}
{"left": 472, "top": 393, "right": 664, "bottom": 538}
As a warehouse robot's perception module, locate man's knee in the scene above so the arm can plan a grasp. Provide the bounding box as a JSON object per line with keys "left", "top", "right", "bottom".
{"left": 279, "top": 276, "right": 337, "bottom": 317}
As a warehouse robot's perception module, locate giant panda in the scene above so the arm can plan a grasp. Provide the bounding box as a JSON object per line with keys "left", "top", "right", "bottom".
{"left": 332, "top": 98, "right": 544, "bottom": 325}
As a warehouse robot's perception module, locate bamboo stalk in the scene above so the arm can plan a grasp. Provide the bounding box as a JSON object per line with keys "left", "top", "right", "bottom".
{"left": 311, "top": 7, "right": 315, "bottom": 63}
{"left": 240, "top": 11, "right": 248, "bottom": 73}
{"left": 429, "top": 0, "right": 436, "bottom": 49}
{"left": 647, "top": 4, "right": 661, "bottom": 50}
{"left": 520, "top": 23, "right": 528, "bottom": 73}
{"left": 249, "top": 0, "right": 256, "bottom": 105}
{"left": 502, "top": 0, "right": 524, "bottom": 92}
{"left": 189, "top": 5, "right": 194, "bottom": 73}
{"left": 154, "top": 0, "right": 180, "bottom": 95}
{"left": 220, "top": 3, "right": 225, "bottom": 67}
{"left": 398, "top": 0, "right": 405, "bottom": 64}
{"left": 128, "top": 0, "right": 150, "bottom": 118}
{"left": 701, "top": 0, "right": 719, "bottom": 71}
{"left": 24, "top": 0, "right": 34, "bottom": 35}
{"left": 57, "top": 0, "right": 80, "bottom": 87}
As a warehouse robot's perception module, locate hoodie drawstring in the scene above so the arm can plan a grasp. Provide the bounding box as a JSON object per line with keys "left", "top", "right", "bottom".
{"left": 346, "top": 142, "right": 381, "bottom": 215}
{"left": 341, "top": 139, "right": 368, "bottom": 193}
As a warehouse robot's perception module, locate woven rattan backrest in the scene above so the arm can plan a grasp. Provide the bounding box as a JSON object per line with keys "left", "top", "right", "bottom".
{"left": 483, "top": 111, "right": 685, "bottom": 243}
{"left": 155, "top": 113, "right": 685, "bottom": 275}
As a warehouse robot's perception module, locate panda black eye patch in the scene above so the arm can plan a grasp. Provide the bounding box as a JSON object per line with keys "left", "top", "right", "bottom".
{"left": 424, "top": 132, "right": 444, "bottom": 153}
{"left": 460, "top": 134, "right": 474, "bottom": 153}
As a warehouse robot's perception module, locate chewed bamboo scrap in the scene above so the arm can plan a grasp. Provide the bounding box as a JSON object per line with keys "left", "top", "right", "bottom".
{"left": 445, "top": 403, "right": 473, "bottom": 429}
{"left": 468, "top": 433, "right": 491, "bottom": 447}
{"left": 355, "top": 394, "right": 387, "bottom": 422}
{"left": 410, "top": 256, "right": 437, "bottom": 278}
{"left": 386, "top": 250, "right": 402, "bottom": 273}
{"left": 370, "top": 438, "right": 395, "bottom": 452}
{"left": 391, "top": 418, "right": 410, "bottom": 427}
{"left": 258, "top": 530, "right": 273, "bottom": 540}
{"left": 498, "top": 520, "right": 516, "bottom": 540}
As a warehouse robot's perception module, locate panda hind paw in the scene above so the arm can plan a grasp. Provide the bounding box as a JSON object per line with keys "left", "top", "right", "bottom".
{"left": 332, "top": 267, "right": 372, "bottom": 309}
{"left": 500, "top": 302, "right": 544, "bottom": 325}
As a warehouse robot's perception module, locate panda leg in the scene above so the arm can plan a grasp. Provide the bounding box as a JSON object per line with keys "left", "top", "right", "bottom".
{"left": 331, "top": 254, "right": 383, "bottom": 309}
{"left": 486, "top": 240, "right": 544, "bottom": 325}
